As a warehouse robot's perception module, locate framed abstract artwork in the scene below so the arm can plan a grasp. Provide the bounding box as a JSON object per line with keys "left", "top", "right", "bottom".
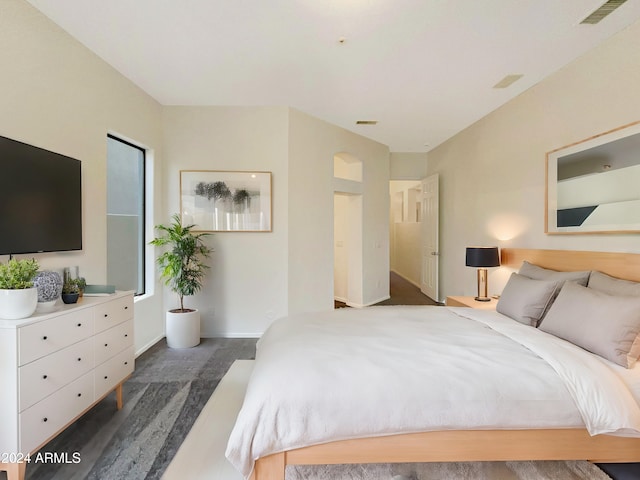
{"left": 545, "top": 120, "right": 640, "bottom": 234}
{"left": 180, "top": 170, "right": 272, "bottom": 232}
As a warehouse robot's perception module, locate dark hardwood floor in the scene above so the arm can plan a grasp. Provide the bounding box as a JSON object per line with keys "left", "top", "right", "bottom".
{"left": 335, "top": 271, "right": 438, "bottom": 308}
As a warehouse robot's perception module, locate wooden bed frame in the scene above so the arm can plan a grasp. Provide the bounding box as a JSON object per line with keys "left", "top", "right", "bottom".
{"left": 250, "top": 248, "right": 640, "bottom": 480}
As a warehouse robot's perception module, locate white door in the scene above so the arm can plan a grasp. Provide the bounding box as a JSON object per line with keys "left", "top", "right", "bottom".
{"left": 420, "top": 174, "right": 439, "bottom": 301}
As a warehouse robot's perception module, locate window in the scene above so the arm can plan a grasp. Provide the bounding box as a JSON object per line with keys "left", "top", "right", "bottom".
{"left": 107, "top": 135, "right": 145, "bottom": 295}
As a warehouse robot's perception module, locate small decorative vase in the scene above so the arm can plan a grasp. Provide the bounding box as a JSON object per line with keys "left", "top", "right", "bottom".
{"left": 34, "top": 271, "right": 63, "bottom": 304}
{"left": 61, "top": 293, "right": 79, "bottom": 304}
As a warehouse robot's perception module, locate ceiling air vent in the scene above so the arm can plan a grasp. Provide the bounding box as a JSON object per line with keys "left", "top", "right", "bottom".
{"left": 493, "top": 74, "right": 523, "bottom": 89}
{"left": 356, "top": 120, "right": 378, "bottom": 125}
{"left": 581, "top": 0, "right": 627, "bottom": 24}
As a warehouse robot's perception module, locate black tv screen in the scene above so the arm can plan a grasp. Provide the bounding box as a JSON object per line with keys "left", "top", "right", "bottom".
{"left": 0, "top": 135, "right": 82, "bottom": 255}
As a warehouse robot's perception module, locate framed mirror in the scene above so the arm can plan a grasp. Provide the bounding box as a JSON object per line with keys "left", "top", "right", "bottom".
{"left": 546, "top": 120, "right": 640, "bottom": 234}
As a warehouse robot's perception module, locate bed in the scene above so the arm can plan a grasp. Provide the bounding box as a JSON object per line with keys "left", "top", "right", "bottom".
{"left": 226, "top": 248, "right": 640, "bottom": 480}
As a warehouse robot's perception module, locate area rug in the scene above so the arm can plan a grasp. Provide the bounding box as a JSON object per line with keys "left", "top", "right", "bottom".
{"left": 287, "top": 460, "right": 611, "bottom": 480}
{"left": 24, "top": 338, "right": 257, "bottom": 480}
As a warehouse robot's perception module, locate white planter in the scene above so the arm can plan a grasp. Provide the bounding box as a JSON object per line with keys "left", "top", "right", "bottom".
{"left": 0, "top": 287, "right": 38, "bottom": 320}
{"left": 166, "top": 309, "right": 201, "bottom": 348}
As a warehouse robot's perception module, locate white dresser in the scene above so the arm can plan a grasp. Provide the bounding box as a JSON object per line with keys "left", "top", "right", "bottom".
{"left": 0, "top": 291, "right": 135, "bottom": 480}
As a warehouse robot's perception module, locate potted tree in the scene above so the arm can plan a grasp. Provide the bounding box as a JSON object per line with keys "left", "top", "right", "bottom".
{"left": 150, "top": 214, "right": 212, "bottom": 348}
{"left": 0, "top": 258, "right": 40, "bottom": 319}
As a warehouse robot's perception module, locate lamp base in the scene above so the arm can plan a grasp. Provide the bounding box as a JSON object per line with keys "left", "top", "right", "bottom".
{"left": 474, "top": 296, "right": 491, "bottom": 302}
{"left": 475, "top": 268, "right": 490, "bottom": 302}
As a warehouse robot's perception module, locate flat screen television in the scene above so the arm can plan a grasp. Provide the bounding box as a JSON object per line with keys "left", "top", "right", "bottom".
{"left": 0, "top": 135, "right": 82, "bottom": 255}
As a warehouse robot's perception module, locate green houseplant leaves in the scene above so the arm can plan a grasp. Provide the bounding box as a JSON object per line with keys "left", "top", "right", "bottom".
{"left": 0, "top": 258, "right": 39, "bottom": 289}
{"left": 150, "top": 214, "right": 212, "bottom": 312}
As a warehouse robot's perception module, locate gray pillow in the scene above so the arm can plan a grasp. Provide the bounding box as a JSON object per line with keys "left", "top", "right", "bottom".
{"left": 588, "top": 270, "right": 640, "bottom": 297}
{"left": 518, "top": 261, "right": 591, "bottom": 286}
{"left": 497, "top": 273, "right": 562, "bottom": 327}
{"left": 539, "top": 282, "right": 640, "bottom": 368}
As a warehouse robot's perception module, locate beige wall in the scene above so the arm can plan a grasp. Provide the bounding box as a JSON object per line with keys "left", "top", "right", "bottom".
{"left": 427, "top": 19, "right": 640, "bottom": 299}
{"left": 161, "top": 106, "right": 290, "bottom": 336}
{"left": 390, "top": 152, "right": 428, "bottom": 180}
{"left": 0, "top": 0, "right": 165, "bottom": 353}
{"left": 162, "top": 107, "right": 390, "bottom": 334}
{"left": 288, "top": 109, "right": 391, "bottom": 313}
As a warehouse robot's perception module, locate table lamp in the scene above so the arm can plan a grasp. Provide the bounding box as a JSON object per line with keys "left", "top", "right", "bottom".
{"left": 465, "top": 247, "right": 500, "bottom": 302}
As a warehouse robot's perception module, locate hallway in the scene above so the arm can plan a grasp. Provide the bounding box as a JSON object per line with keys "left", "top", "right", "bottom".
{"left": 335, "top": 272, "right": 438, "bottom": 308}
{"left": 375, "top": 271, "right": 438, "bottom": 306}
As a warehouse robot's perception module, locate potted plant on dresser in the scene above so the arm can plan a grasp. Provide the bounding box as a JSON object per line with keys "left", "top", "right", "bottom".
{"left": 150, "top": 214, "right": 212, "bottom": 348}
{"left": 0, "top": 258, "right": 40, "bottom": 319}
{"left": 61, "top": 278, "right": 81, "bottom": 304}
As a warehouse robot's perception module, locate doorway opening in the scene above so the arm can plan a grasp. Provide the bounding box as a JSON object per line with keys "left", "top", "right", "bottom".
{"left": 389, "top": 175, "right": 439, "bottom": 303}
{"left": 333, "top": 152, "right": 363, "bottom": 308}
{"left": 334, "top": 192, "right": 363, "bottom": 308}
{"left": 389, "top": 180, "right": 422, "bottom": 287}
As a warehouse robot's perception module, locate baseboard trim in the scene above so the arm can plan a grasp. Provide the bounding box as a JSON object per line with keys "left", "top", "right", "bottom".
{"left": 135, "top": 334, "right": 165, "bottom": 357}
{"left": 347, "top": 295, "right": 391, "bottom": 308}
{"left": 201, "top": 333, "right": 263, "bottom": 339}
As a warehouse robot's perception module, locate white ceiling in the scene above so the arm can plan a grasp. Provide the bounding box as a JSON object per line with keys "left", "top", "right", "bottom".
{"left": 26, "top": 0, "right": 640, "bottom": 152}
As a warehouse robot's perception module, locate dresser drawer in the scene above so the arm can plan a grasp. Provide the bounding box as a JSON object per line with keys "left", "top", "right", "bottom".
{"left": 94, "top": 295, "right": 133, "bottom": 333}
{"left": 94, "top": 320, "right": 134, "bottom": 366}
{"left": 19, "top": 371, "right": 94, "bottom": 454}
{"left": 94, "top": 347, "right": 134, "bottom": 400}
{"left": 18, "top": 309, "right": 94, "bottom": 366}
{"left": 19, "top": 337, "right": 94, "bottom": 412}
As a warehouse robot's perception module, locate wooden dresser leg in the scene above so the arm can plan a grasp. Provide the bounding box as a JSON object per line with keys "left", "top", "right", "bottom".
{"left": 116, "top": 383, "right": 123, "bottom": 410}
{"left": 254, "top": 453, "right": 285, "bottom": 480}
{"left": 5, "top": 461, "right": 27, "bottom": 480}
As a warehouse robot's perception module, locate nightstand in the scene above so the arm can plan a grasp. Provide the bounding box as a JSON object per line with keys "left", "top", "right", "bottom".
{"left": 446, "top": 296, "right": 498, "bottom": 310}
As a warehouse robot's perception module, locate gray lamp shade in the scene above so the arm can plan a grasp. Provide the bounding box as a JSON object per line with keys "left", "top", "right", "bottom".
{"left": 465, "top": 247, "right": 500, "bottom": 268}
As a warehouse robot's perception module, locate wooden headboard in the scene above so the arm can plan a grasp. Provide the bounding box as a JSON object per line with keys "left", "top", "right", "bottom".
{"left": 501, "top": 248, "right": 640, "bottom": 283}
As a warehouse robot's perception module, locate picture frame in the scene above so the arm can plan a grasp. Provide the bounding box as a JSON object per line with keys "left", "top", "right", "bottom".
{"left": 180, "top": 170, "right": 272, "bottom": 232}
{"left": 545, "top": 120, "right": 640, "bottom": 234}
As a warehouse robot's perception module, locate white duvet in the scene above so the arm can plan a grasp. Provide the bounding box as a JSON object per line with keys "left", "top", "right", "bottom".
{"left": 226, "top": 306, "right": 640, "bottom": 478}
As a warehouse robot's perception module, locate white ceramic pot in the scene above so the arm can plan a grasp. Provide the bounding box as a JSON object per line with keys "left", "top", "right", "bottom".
{"left": 0, "top": 287, "right": 38, "bottom": 320}
{"left": 166, "top": 308, "right": 201, "bottom": 348}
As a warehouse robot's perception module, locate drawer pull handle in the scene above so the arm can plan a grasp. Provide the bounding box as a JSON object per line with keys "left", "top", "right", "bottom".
{"left": 43, "top": 417, "right": 48, "bottom": 423}
{"left": 104, "top": 314, "right": 108, "bottom": 317}
{"left": 124, "top": 334, "right": 128, "bottom": 337}
{"left": 78, "top": 358, "right": 82, "bottom": 362}
{"left": 124, "top": 306, "right": 128, "bottom": 310}
{"left": 42, "top": 336, "right": 48, "bottom": 340}
{"left": 77, "top": 323, "right": 82, "bottom": 327}
{"left": 104, "top": 375, "right": 108, "bottom": 379}
{"left": 124, "top": 361, "right": 128, "bottom": 365}
{"left": 105, "top": 343, "right": 108, "bottom": 347}
{"left": 77, "top": 393, "right": 82, "bottom": 397}
{"left": 43, "top": 375, "right": 48, "bottom": 379}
